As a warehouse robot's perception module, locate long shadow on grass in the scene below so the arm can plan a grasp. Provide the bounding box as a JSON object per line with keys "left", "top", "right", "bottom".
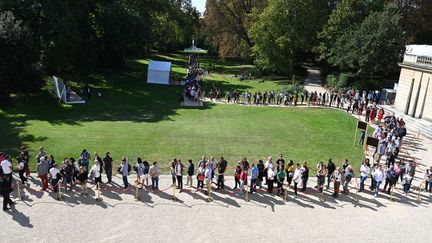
{"left": 0, "top": 112, "right": 47, "bottom": 155}
{"left": 0, "top": 58, "right": 218, "bottom": 152}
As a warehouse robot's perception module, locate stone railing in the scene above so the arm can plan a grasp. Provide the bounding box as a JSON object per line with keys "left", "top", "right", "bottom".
{"left": 403, "top": 54, "right": 432, "bottom": 68}
{"left": 416, "top": 56, "right": 432, "bottom": 67}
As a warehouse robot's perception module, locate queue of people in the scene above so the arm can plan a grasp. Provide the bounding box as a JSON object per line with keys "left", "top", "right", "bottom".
{"left": 183, "top": 55, "right": 204, "bottom": 101}
{"left": 2, "top": 145, "right": 427, "bottom": 211}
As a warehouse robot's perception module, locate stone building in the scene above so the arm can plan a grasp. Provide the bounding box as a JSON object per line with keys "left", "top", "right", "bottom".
{"left": 395, "top": 45, "right": 432, "bottom": 121}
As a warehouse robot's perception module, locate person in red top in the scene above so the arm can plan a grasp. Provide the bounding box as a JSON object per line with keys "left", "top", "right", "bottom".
{"left": 369, "top": 106, "right": 377, "bottom": 122}
{"left": 0, "top": 152, "right": 5, "bottom": 163}
{"left": 377, "top": 108, "right": 385, "bottom": 123}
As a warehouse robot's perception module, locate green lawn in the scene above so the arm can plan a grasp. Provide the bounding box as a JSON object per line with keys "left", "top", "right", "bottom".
{"left": 0, "top": 52, "right": 366, "bottom": 172}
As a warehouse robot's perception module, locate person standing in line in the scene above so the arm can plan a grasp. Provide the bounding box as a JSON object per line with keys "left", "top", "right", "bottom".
{"left": 18, "top": 157, "right": 28, "bottom": 185}
{"left": 63, "top": 159, "right": 75, "bottom": 192}
{"left": 208, "top": 156, "right": 216, "bottom": 182}
{"left": 169, "top": 159, "right": 177, "bottom": 186}
{"left": 90, "top": 160, "right": 102, "bottom": 190}
{"left": 37, "top": 157, "right": 49, "bottom": 190}
{"left": 196, "top": 163, "right": 205, "bottom": 190}
{"left": 135, "top": 158, "right": 144, "bottom": 186}
{"left": 120, "top": 157, "right": 129, "bottom": 189}
{"left": 216, "top": 157, "right": 227, "bottom": 189}
{"left": 315, "top": 161, "right": 324, "bottom": 189}
{"left": 175, "top": 159, "right": 184, "bottom": 192}
{"left": 276, "top": 154, "right": 285, "bottom": 173}
{"left": 20, "top": 146, "right": 30, "bottom": 177}
{"left": 197, "top": 156, "right": 207, "bottom": 168}
{"left": 342, "top": 166, "right": 354, "bottom": 194}
{"left": 365, "top": 106, "right": 371, "bottom": 122}
{"left": 149, "top": 162, "right": 160, "bottom": 190}
{"left": 234, "top": 165, "right": 241, "bottom": 189}
{"left": 264, "top": 156, "right": 273, "bottom": 185}
{"left": 402, "top": 173, "right": 412, "bottom": 195}
{"left": 382, "top": 165, "right": 396, "bottom": 194}
{"left": 142, "top": 160, "right": 150, "bottom": 187}
{"left": 49, "top": 163, "right": 61, "bottom": 194}
{"left": 285, "top": 160, "right": 295, "bottom": 187}
{"left": 301, "top": 162, "right": 309, "bottom": 192}
{"left": 369, "top": 162, "right": 378, "bottom": 190}
{"left": 103, "top": 152, "right": 113, "bottom": 183}
{"left": 1, "top": 173, "right": 15, "bottom": 211}
{"left": 250, "top": 163, "right": 258, "bottom": 193}
{"left": 80, "top": 149, "right": 90, "bottom": 171}
{"left": 276, "top": 164, "right": 285, "bottom": 196}
{"left": 77, "top": 166, "right": 88, "bottom": 195}
{"left": 331, "top": 167, "right": 342, "bottom": 198}
{"left": 238, "top": 164, "right": 248, "bottom": 195}
{"left": 1, "top": 155, "right": 13, "bottom": 182}
{"left": 204, "top": 162, "right": 213, "bottom": 195}
{"left": 257, "top": 160, "right": 265, "bottom": 189}
{"left": 35, "top": 146, "right": 46, "bottom": 163}
{"left": 292, "top": 163, "right": 302, "bottom": 198}
{"left": 267, "top": 165, "right": 275, "bottom": 193}
{"left": 317, "top": 165, "right": 327, "bottom": 193}
{"left": 326, "top": 159, "right": 336, "bottom": 190}
{"left": 373, "top": 165, "right": 384, "bottom": 197}
{"left": 186, "top": 159, "right": 194, "bottom": 187}
{"left": 359, "top": 159, "right": 370, "bottom": 192}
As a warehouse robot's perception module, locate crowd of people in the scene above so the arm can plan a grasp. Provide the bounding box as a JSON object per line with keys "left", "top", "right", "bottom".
{"left": 182, "top": 55, "right": 204, "bottom": 101}
{"left": 208, "top": 89, "right": 385, "bottom": 111}
{"left": 1, "top": 134, "right": 430, "bottom": 211}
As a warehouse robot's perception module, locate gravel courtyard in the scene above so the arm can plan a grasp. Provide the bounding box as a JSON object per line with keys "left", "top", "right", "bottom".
{"left": 1, "top": 170, "right": 431, "bottom": 243}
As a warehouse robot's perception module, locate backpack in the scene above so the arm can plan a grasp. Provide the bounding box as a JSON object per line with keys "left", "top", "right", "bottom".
{"left": 345, "top": 173, "right": 353, "bottom": 181}
{"left": 65, "top": 164, "right": 74, "bottom": 175}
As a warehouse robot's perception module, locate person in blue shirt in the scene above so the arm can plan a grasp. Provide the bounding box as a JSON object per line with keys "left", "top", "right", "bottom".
{"left": 80, "top": 149, "right": 90, "bottom": 171}
{"left": 382, "top": 165, "right": 396, "bottom": 194}
{"left": 358, "top": 129, "right": 366, "bottom": 145}
{"left": 250, "top": 163, "right": 258, "bottom": 193}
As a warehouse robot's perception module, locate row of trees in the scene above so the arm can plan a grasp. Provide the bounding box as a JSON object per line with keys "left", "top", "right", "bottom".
{"left": 203, "top": 0, "right": 432, "bottom": 80}
{"left": 0, "top": 0, "right": 200, "bottom": 103}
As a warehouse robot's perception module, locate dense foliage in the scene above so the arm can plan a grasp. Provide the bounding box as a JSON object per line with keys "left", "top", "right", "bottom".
{"left": 0, "top": 0, "right": 200, "bottom": 103}
{"left": 205, "top": 0, "right": 432, "bottom": 87}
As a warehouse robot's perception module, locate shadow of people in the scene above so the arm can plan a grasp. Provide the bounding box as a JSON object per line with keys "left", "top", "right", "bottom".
{"left": 6, "top": 209, "right": 33, "bottom": 228}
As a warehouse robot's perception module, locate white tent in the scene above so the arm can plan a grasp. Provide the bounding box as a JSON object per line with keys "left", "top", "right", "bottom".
{"left": 53, "top": 76, "right": 85, "bottom": 104}
{"left": 147, "top": 60, "right": 171, "bottom": 85}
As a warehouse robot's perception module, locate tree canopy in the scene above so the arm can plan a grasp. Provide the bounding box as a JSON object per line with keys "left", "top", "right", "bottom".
{"left": 249, "top": 0, "right": 322, "bottom": 76}
{"left": 0, "top": 0, "right": 200, "bottom": 103}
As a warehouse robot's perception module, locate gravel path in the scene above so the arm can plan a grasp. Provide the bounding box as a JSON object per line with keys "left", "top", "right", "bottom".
{"left": 1, "top": 172, "right": 431, "bottom": 242}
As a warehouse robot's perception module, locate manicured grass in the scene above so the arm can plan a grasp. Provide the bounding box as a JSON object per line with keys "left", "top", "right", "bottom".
{"left": 0, "top": 52, "right": 366, "bottom": 172}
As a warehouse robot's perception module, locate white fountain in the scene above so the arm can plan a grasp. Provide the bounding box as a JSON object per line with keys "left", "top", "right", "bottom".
{"left": 184, "top": 37, "right": 207, "bottom": 53}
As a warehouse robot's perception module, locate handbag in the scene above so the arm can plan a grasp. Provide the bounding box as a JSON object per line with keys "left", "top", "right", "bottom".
{"left": 197, "top": 174, "right": 205, "bottom": 181}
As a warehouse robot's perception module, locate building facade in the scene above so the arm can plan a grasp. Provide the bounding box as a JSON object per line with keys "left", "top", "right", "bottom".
{"left": 395, "top": 45, "right": 432, "bottom": 122}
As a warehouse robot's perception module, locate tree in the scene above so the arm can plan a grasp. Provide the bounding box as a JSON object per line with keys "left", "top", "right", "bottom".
{"left": 151, "top": 0, "right": 200, "bottom": 52}
{"left": 321, "top": 2, "right": 404, "bottom": 78}
{"left": 391, "top": 0, "right": 432, "bottom": 44}
{"left": 0, "top": 11, "right": 42, "bottom": 103}
{"left": 328, "top": 4, "right": 404, "bottom": 77}
{"left": 203, "top": 0, "right": 265, "bottom": 57}
{"left": 249, "top": 0, "right": 321, "bottom": 75}
{"left": 318, "top": 0, "right": 370, "bottom": 63}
